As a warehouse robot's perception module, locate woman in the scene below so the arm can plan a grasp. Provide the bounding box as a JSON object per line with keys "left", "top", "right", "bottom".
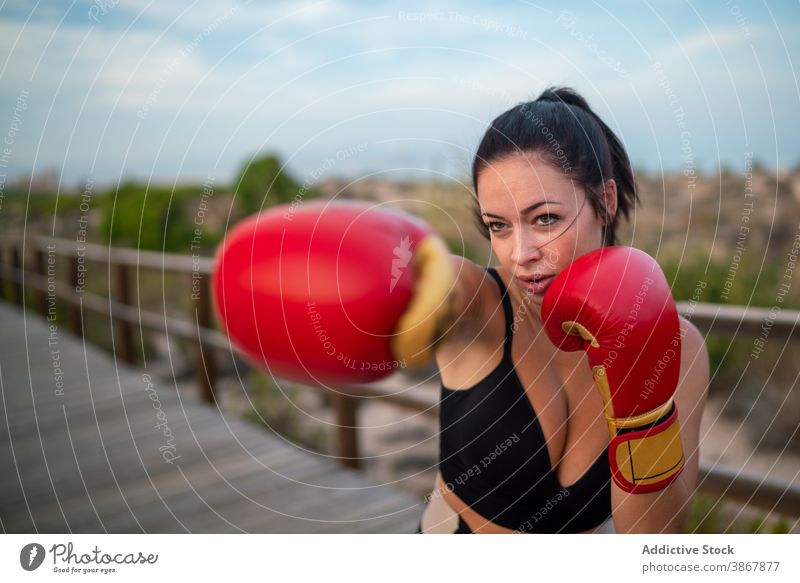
{"left": 213, "top": 85, "right": 709, "bottom": 534}
{"left": 418, "top": 87, "right": 709, "bottom": 534}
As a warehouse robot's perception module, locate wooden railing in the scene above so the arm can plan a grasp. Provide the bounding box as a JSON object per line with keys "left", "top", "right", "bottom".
{"left": 1, "top": 236, "right": 799, "bottom": 518}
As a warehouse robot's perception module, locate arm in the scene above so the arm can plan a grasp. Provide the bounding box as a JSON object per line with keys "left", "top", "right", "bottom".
{"left": 611, "top": 319, "right": 710, "bottom": 533}
{"left": 541, "top": 247, "right": 708, "bottom": 532}
{"left": 434, "top": 255, "right": 491, "bottom": 344}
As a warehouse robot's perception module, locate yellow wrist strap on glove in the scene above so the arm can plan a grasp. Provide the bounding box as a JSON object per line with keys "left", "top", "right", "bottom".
{"left": 592, "top": 365, "right": 685, "bottom": 494}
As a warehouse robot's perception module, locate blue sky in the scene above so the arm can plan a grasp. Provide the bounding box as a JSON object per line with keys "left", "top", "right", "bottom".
{"left": 0, "top": 0, "right": 798, "bottom": 189}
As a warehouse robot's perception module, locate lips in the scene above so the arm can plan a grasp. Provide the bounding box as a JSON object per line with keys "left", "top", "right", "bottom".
{"left": 518, "top": 274, "right": 555, "bottom": 295}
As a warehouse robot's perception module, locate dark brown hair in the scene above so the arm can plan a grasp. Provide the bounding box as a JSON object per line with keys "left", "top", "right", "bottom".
{"left": 471, "top": 86, "right": 638, "bottom": 246}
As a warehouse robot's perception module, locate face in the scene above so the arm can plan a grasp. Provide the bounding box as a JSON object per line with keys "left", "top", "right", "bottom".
{"left": 476, "top": 153, "right": 617, "bottom": 312}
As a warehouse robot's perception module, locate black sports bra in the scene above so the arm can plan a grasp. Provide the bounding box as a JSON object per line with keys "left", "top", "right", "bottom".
{"left": 438, "top": 267, "right": 612, "bottom": 533}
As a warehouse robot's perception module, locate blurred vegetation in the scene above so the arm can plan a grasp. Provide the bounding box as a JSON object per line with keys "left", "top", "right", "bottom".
{"left": 664, "top": 256, "right": 798, "bottom": 310}
{"left": 3, "top": 152, "right": 321, "bottom": 254}
{"left": 662, "top": 255, "right": 799, "bottom": 388}
{"left": 100, "top": 181, "right": 202, "bottom": 253}
{"left": 2, "top": 185, "right": 85, "bottom": 227}
{"left": 232, "top": 153, "right": 321, "bottom": 215}
{"left": 684, "top": 493, "right": 792, "bottom": 534}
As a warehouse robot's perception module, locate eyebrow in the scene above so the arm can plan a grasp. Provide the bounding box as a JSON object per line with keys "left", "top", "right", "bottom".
{"left": 480, "top": 200, "right": 562, "bottom": 220}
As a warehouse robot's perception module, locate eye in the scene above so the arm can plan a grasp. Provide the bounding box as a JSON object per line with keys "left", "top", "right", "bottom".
{"left": 485, "top": 220, "right": 507, "bottom": 233}
{"left": 535, "top": 213, "right": 560, "bottom": 226}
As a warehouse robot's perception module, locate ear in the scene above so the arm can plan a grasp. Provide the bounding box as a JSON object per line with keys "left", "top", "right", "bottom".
{"left": 603, "top": 179, "right": 618, "bottom": 224}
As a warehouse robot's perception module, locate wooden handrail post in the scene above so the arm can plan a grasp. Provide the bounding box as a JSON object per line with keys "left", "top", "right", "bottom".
{"left": 194, "top": 275, "right": 217, "bottom": 404}
{"left": 32, "top": 247, "right": 48, "bottom": 317}
{"left": 10, "top": 246, "right": 23, "bottom": 305}
{"left": 68, "top": 256, "right": 83, "bottom": 335}
{"left": 333, "top": 392, "right": 360, "bottom": 469}
{"left": 113, "top": 262, "right": 135, "bottom": 364}
{"left": 0, "top": 245, "right": 6, "bottom": 301}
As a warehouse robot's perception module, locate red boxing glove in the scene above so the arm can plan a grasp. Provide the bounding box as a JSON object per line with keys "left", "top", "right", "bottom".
{"left": 541, "top": 246, "right": 684, "bottom": 493}
{"left": 212, "top": 201, "right": 454, "bottom": 384}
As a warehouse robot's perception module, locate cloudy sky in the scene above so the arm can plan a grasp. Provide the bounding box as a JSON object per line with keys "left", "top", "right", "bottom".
{"left": 1, "top": 0, "right": 798, "bottom": 189}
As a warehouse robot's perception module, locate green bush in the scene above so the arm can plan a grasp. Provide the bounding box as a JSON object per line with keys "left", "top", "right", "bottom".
{"left": 232, "top": 153, "right": 320, "bottom": 215}
{"left": 100, "top": 182, "right": 199, "bottom": 253}
{"left": 664, "top": 255, "right": 797, "bottom": 310}
{"left": 683, "top": 493, "right": 792, "bottom": 533}
{"left": 662, "top": 256, "right": 798, "bottom": 384}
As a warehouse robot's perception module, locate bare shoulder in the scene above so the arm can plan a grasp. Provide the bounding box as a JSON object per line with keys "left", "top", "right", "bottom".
{"left": 446, "top": 255, "right": 496, "bottom": 324}
{"left": 437, "top": 255, "right": 499, "bottom": 346}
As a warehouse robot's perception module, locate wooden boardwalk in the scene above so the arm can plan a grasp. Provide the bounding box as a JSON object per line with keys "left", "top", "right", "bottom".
{"left": 0, "top": 302, "right": 422, "bottom": 533}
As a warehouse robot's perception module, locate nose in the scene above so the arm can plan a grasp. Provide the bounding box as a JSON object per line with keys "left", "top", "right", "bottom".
{"left": 510, "top": 228, "right": 543, "bottom": 267}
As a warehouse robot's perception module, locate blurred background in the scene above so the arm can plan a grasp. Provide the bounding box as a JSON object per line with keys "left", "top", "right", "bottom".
{"left": 0, "top": 1, "right": 798, "bottom": 534}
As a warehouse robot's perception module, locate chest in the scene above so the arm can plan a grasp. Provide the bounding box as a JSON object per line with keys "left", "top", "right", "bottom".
{"left": 438, "top": 319, "right": 608, "bottom": 481}
{"left": 512, "top": 331, "right": 608, "bottom": 475}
